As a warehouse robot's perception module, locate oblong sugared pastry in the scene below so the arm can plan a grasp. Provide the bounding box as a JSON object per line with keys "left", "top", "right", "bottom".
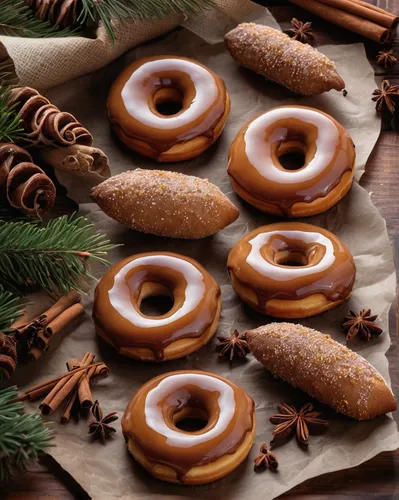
{"left": 107, "top": 56, "right": 230, "bottom": 161}
{"left": 91, "top": 169, "right": 239, "bottom": 239}
{"left": 225, "top": 23, "right": 345, "bottom": 95}
{"left": 228, "top": 105, "right": 356, "bottom": 217}
{"left": 122, "top": 370, "right": 255, "bottom": 484}
{"left": 93, "top": 252, "right": 222, "bottom": 361}
{"left": 228, "top": 222, "right": 356, "bottom": 318}
{"left": 247, "top": 323, "right": 396, "bottom": 420}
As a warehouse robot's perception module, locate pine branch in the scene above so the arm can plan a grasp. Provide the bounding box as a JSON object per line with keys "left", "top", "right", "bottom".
{"left": 79, "top": 0, "right": 216, "bottom": 41}
{"left": 0, "top": 215, "right": 118, "bottom": 296}
{"left": 0, "top": 286, "right": 24, "bottom": 332}
{"left": 0, "top": 0, "right": 79, "bottom": 37}
{"left": 0, "top": 86, "right": 25, "bottom": 143}
{"left": 0, "top": 386, "right": 54, "bottom": 483}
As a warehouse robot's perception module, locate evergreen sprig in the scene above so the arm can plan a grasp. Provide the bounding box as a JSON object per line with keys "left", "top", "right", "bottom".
{"left": 0, "top": 0, "right": 78, "bottom": 37}
{"left": 0, "top": 286, "right": 24, "bottom": 332}
{"left": 0, "top": 86, "right": 24, "bottom": 143}
{"left": 0, "top": 0, "right": 215, "bottom": 41}
{"left": 0, "top": 386, "right": 54, "bottom": 482}
{"left": 0, "top": 215, "right": 117, "bottom": 296}
{"left": 79, "top": 0, "right": 215, "bottom": 40}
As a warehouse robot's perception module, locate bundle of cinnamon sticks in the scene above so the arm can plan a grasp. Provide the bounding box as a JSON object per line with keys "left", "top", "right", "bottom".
{"left": 13, "top": 290, "right": 84, "bottom": 360}
{"left": 289, "top": 0, "right": 398, "bottom": 43}
{"left": 13, "top": 352, "right": 109, "bottom": 424}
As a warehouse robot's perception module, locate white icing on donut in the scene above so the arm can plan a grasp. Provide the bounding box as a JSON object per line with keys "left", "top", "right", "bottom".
{"left": 108, "top": 255, "right": 205, "bottom": 328}
{"left": 144, "top": 373, "right": 235, "bottom": 447}
{"left": 121, "top": 58, "right": 218, "bottom": 131}
{"left": 244, "top": 107, "right": 340, "bottom": 183}
{"left": 247, "top": 230, "right": 335, "bottom": 281}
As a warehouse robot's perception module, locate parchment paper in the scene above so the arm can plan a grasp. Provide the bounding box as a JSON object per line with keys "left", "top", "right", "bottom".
{"left": 11, "top": 4, "right": 399, "bottom": 500}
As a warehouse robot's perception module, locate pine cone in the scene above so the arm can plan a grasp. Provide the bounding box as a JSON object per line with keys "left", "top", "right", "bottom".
{"left": 26, "top": 0, "right": 82, "bottom": 28}
{"left": 0, "top": 333, "right": 17, "bottom": 382}
{"left": 0, "top": 143, "right": 56, "bottom": 217}
{"left": 8, "top": 87, "right": 93, "bottom": 149}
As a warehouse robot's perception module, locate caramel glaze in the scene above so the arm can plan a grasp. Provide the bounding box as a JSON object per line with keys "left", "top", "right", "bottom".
{"left": 228, "top": 106, "right": 356, "bottom": 216}
{"left": 228, "top": 223, "right": 356, "bottom": 310}
{"left": 93, "top": 253, "right": 221, "bottom": 361}
{"left": 122, "top": 370, "right": 255, "bottom": 483}
{"left": 107, "top": 56, "right": 227, "bottom": 153}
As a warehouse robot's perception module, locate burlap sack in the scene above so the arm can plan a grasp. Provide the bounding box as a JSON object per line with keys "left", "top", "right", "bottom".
{"left": 0, "top": 0, "right": 261, "bottom": 91}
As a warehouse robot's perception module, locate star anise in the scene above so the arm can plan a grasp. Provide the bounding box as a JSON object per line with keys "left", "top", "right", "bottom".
{"left": 88, "top": 401, "right": 118, "bottom": 444}
{"left": 216, "top": 329, "right": 249, "bottom": 361}
{"left": 372, "top": 80, "right": 399, "bottom": 114}
{"left": 286, "top": 18, "right": 314, "bottom": 44}
{"left": 270, "top": 402, "right": 328, "bottom": 449}
{"left": 376, "top": 49, "right": 398, "bottom": 68}
{"left": 253, "top": 442, "right": 278, "bottom": 472}
{"left": 342, "top": 308, "right": 383, "bottom": 341}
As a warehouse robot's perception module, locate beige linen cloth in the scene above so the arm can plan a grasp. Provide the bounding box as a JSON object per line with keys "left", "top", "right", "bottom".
{"left": 9, "top": 3, "right": 399, "bottom": 500}
{"left": 0, "top": 0, "right": 262, "bottom": 90}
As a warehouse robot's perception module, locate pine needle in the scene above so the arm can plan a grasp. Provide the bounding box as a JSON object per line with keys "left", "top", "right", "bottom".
{"left": 0, "top": 86, "right": 24, "bottom": 143}
{"left": 0, "top": 286, "right": 24, "bottom": 332}
{"left": 0, "top": 215, "right": 118, "bottom": 296}
{"left": 0, "top": 386, "right": 54, "bottom": 483}
{"left": 0, "top": 0, "right": 79, "bottom": 38}
{"left": 79, "top": 0, "right": 216, "bottom": 41}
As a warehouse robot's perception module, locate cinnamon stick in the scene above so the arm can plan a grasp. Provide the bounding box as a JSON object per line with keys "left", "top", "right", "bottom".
{"left": 28, "top": 303, "right": 84, "bottom": 360}
{"left": 11, "top": 361, "right": 106, "bottom": 402}
{"left": 45, "top": 303, "right": 84, "bottom": 337}
{"left": 40, "top": 352, "right": 95, "bottom": 415}
{"left": 42, "top": 290, "right": 81, "bottom": 325}
{"left": 60, "top": 358, "right": 82, "bottom": 424}
{"left": 316, "top": 0, "right": 398, "bottom": 29}
{"left": 289, "top": 0, "right": 393, "bottom": 43}
{"left": 78, "top": 366, "right": 95, "bottom": 409}
{"left": 352, "top": 0, "right": 399, "bottom": 22}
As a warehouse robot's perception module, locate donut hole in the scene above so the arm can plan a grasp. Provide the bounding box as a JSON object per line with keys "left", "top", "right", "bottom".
{"left": 138, "top": 282, "right": 174, "bottom": 316}
{"left": 173, "top": 407, "right": 209, "bottom": 432}
{"left": 153, "top": 87, "right": 184, "bottom": 116}
{"left": 274, "top": 249, "right": 308, "bottom": 267}
{"left": 277, "top": 140, "right": 307, "bottom": 171}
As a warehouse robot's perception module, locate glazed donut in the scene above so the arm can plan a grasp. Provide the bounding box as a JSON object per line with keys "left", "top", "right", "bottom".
{"left": 107, "top": 56, "right": 230, "bottom": 162}
{"left": 93, "top": 252, "right": 221, "bottom": 361}
{"left": 228, "top": 105, "right": 356, "bottom": 217}
{"left": 227, "top": 222, "right": 356, "bottom": 318}
{"left": 122, "top": 370, "right": 255, "bottom": 484}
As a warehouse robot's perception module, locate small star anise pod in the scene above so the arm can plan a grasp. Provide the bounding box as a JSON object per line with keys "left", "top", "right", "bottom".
{"left": 376, "top": 49, "right": 398, "bottom": 68}
{"left": 270, "top": 402, "right": 328, "bottom": 449}
{"left": 372, "top": 80, "right": 399, "bottom": 114}
{"left": 286, "top": 18, "right": 314, "bottom": 44}
{"left": 88, "top": 401, "right": 118, "bottom": 444}
{"left": 342, "top": 308, "right": 383, "bottom": 341}
{"left": 253, "top": 442, "right": 278, "bottom": 472}
{"left": 216, "top": 329, "right": 249, "bottom": 361}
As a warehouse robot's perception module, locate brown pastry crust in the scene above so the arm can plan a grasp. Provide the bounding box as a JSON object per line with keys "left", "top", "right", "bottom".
{"left": 91, "top": 169, "right": 239, "bottom": 239}
{"left": 93, "top": 252, "right": 222, "bottom": 361}
{"left": 228, "top": 105, "right": 356, "bottom": 217}
{"left": 225, "top": 23, "right": 345, "bottom": 95}
{"left": 247, "top": 323, "right": 396, "bottom": 420}
{"left": 107, "top": 55, "right": 230, "bottom": 161}
{"left": 227, "top": 223, "right": 356, "bottom": 318}
{"left": 122, "top": 370, "right": 256, "bottom": 484}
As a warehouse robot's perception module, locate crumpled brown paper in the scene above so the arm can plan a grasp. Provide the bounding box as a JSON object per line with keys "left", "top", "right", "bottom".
{"left": 11, "top": 4, "right": 399, "bottom": 500}
{"left": 0, "top": 0, "right": 257, "bottom": 90}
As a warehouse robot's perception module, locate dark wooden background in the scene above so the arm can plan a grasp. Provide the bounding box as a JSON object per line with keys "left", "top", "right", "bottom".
{"left": 3, "top": 1, "right": 399, "bottom": 498}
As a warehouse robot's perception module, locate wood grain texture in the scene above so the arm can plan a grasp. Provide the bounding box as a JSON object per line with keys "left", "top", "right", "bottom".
{"left": 3, "top": 1, "right": 399, "bottom": 498}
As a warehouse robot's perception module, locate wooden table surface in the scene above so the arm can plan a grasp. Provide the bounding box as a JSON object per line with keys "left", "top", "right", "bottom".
{"left": 3, "top": 1, "right": 399, "bottom": 498}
